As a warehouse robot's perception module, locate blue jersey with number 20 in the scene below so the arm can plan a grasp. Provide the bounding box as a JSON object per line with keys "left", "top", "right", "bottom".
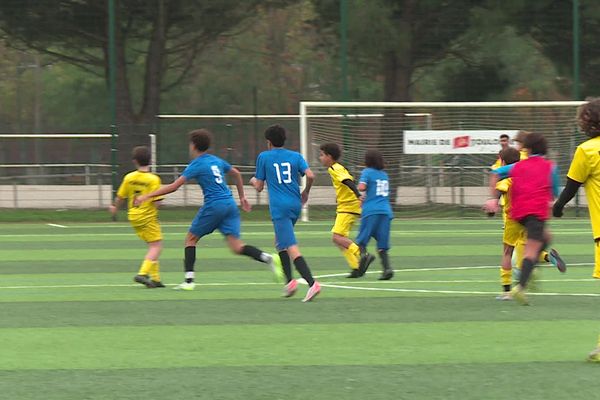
{"left": 255, "top": 148, "right": 308, "bottom": 219}
{"left": 359, "top": 168, "right": 393, "bottom": 218}
{"left": 182, "top": 154, "right": 234, "bottom": 206}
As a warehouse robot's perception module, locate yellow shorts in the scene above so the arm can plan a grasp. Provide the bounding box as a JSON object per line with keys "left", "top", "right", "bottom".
{"left": 503, "top": 217, "right": 525, "bottom": 247}
{"left": 131, "top": 218, "right": 163, "bottom": 243}
{"left": 331, "top": 212, "right": 359, "bottom": 237}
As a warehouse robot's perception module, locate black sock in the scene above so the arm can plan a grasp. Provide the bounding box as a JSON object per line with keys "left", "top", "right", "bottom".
{"left": 293, "top": 256, "right": 315, "bottom": 286}
{"left": 184, "top": 246, "right": 196, "bottom": 283}
{"left": 379, "top": 250, "right": 390, "bottom": 271}
{"left": 519, "top": 257, "right": 535, "bottom": 288}
{"left": 503, "top": 284, "right": 511, "bottom": 292}
{"left": 241, "top": 245, "right": 268, "bottom": 263}
{"left": 359, "top": 246, "right": 367, "bottom": 256}
{"left": 279, "top": 250, "right": 292, "bottom": 283}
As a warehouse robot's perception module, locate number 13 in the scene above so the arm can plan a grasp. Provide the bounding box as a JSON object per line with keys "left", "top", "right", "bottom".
{"left": 273, "top": 162, "right": 292, "bottom": 184}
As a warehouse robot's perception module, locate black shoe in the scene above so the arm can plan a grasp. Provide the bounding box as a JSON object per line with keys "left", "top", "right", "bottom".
{"left": 378, "top": 269, "right": 394, "bottom": 280}
{"left": 152, "top": 281, "right": 166, "bottom": 288}
{"left": 346, "top": 269, "right": 361, "bottom": 278}
{"left": 134, "top": 274, "right": 155, "bottom": 288}
{"left": 358, "top": 254, "right": 376, "bottom": 277}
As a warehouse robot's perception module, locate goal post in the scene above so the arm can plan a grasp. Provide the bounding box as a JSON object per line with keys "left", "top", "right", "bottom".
{"left": 299, "top": 101, "right": 587, "bottom": 221}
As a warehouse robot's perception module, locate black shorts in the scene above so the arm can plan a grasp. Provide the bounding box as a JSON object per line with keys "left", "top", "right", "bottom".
{"left": 518, "top": 215, "right": 545, "bottom": 242}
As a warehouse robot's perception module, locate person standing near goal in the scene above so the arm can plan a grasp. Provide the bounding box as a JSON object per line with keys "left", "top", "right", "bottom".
{"left": 135, "top": 129, "right": 283, "bottom": 290}
{"left": 552, "top": 99, "right": 600, "bottom": 361}
{"left": 250, "top": 124, "right": 321, "bottom": 302}
{"left": 356, "top": 150, "right": 394, "bottom": 280}
{"left": 318, "top": 143, "right": 371, "bottom": 278}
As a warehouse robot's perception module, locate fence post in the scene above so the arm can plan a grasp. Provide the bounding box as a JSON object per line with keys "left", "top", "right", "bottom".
{"left": 13, "top": 182, "right": 18, "bottom": 208}
{"left": 98, "top": 173, "right": 103, "bottom": 208}
{"left": 85, "top": 165, "right": 91, "bottom": 185}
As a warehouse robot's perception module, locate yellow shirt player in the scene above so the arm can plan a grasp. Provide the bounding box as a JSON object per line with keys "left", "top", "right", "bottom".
{"left": 318, "top": 143, "right": 366, "bottom": 278}
{"left": 109, "top": 146, "right": 164, "bottom": 288}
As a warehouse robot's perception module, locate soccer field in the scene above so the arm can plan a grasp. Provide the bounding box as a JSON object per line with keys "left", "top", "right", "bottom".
{"left": 1, "top": 218, "right": 599, "bottom": 399}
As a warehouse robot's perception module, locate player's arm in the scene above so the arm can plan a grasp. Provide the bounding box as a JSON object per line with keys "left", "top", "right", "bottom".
{"left": 301, "top": 168, "right": 315, "bottom": 204}
{"left": 134, "top": 176, "right": 186, "bottom": 206}
{"left": 109, "top": 178, "right": 128, "bottom": 217}
{"left": 109, "top": 196, "right": 125, "bottom": 217}
{"left": 489, "top": 163, "right": 514, "bottom": 180}
{"left": 250, "top": 154, "right": 265, "bottom": 192}
{"left": 249, "top": 177, "right": 264, "bottom": 192}
{"left": 554, "top": 147, "right": 587, "bottom": 217}
{"left": 228, "top": 167, "right": 251, "bottom": 212}
{"left": 342, "top": 179, "right": 361, "bottom": 199}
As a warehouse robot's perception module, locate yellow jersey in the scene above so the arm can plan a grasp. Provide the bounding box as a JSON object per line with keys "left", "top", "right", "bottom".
{"left": 328, "top": 162, "right": 361, "bottom": 214}
{"left": 519, "top": 149, "right": 528, "bottom": 160}
{"left": 567, "top": 136, "right": 600, "bottom": 238}
{"left": 116, "top": 170, "right": 163, "bottom": 223}
{"left": 496, "top": 177, "right": 513, "bottom": 220}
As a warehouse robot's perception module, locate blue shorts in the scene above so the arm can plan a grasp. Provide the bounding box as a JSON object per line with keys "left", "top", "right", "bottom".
{"left": 356, "top": 214, "right": 392, "bottom": 250}
{"left": 273, "top": 217, "right": 298, "bottom": 250}
{"left": 189, "top": 201, "right": 240, "bottom": 239}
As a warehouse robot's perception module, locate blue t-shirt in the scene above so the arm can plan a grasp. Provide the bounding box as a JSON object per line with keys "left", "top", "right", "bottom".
{"left": 255, "top": 148, "right": 308, "bottom": 219}
{"left": 359, "top": 168, "right": 393, "bottom": 218}
{"left": 182, "top": 154, "right": 235, "bottom": 206}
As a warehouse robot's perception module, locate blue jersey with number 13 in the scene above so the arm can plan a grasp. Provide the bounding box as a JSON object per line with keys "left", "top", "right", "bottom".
{"left": 359, "top": 167, "right": 393, "bottom": 218}
{"left": 182, "top": 154, "right": 234, "bottom": 206}
{"left": 255, "top": 148, "right": 308, "bottom": 219}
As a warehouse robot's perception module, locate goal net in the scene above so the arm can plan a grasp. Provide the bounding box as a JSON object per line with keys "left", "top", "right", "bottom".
{"left": 300, "top": 101, "right": 587, "bottom": 220}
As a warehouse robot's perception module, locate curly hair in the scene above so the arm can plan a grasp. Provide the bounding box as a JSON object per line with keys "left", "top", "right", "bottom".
{"left": 577, "top": 99, "right": 600, "bottom": 137}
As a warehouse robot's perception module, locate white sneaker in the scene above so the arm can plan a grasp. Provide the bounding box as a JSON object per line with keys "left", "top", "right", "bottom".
{"left": 173, "top": 281, "right": 196, "bottom": 291}
{"left": 302, "top": 281, "right": 321, "bottom": 303}
{"left": 495, "top": 292, "right": 512, "bottom": 301}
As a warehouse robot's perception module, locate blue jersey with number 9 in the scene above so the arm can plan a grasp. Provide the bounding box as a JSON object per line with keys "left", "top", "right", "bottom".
{"left": 255, "top": 148, "right": 308, "bottom": 219}
{"left": 359, "top": 167, "right": 393, "bottom": 218}
{"left": 182, "top": 154, "right": 234, "bottom": 206}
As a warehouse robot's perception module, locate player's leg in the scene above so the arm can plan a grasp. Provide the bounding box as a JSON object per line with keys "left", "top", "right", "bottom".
{"left": 498, "top": 244, "right": 514, "bottom": 300}
{"left": 373, "top": 215, "right": 393, "bottom": 281}
{"left": 145, "top": 219, "right": 165, "bottom": 287}
{"left": 355, "top": 215, "right": 376, "bottom": 277}
{"left": 512, "top": 217, "right": 546, "bottom": 305}
{"left": 331, "top": 213, "right": 361, "bottom": 277}
{"left": 132, "top": 221, "right": 163, "bottom": 288}
{"left": 594, "top": 239, "right": 600, "bottom": 279}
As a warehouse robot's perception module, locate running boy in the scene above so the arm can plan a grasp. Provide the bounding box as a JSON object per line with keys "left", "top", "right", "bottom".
{"left": 250, "top": 124, "right": 321, "bottom": 302}
{"left": 486, "top": 132, "right": 562, "bottom": 305}
{"left": 109, "top": 146, "right": 165, "bottom": 288}
{"left": 318, "top": 143, "right": 364, "bottom": 278}
{"left": 135, "top": 129, "right": 282, "bottom": 290}
{"left": 356, "top": 150, "right": 394, "bottom": 280}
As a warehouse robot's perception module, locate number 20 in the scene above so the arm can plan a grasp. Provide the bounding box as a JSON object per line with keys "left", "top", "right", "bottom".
{"left": 273, "top": 162, "right": 292, "bottom": 184}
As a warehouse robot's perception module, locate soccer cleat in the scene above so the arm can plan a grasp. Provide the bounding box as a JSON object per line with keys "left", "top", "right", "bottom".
{"left": 346, "top": 269, "right": 361, "bottom": 278}
{"left": 510, "top": 285, "right": 529, "bottom": 306}
{"left": 302, "top": 281, "right": 321, "bottom": 302}
{"left": 268, "top": 253, "right": 285, "bottom": 283}
{"left": 283, "top": 279, "right": 298, "bottom": 298}
{"left": 548, "top": 248, "right": 567, "bottom": 273}
{"left": 496, "top": 292, "right": 512, "bottom": 301}
{"left": 587, "top": 347, "right": 600, "bottom": 363}
{"left": 173, "top": 281, "right": 196, "bottom": 291}
{"left": 151, "top": 281, "right": 166, "bottom": 288}
{"left": 134, "top": 274, "right": 155, "bottom": 288}
{"left": 358, "top": 254, "right": 376, "bottom": 277}
{"left": 378, "top": 269, "right": 394, "bottom": 281}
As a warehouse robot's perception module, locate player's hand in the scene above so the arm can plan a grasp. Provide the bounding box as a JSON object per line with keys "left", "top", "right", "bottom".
{"left": 108, "top": 205, "right": 117, "bottom": 215}
{"left": 301, "top": 190, "right": 309, "bottom": 205}
{"left": 552, "top": 202, "right": 564, "bottom": 218}
{"left": 133, "top": 195, "right": 147, "bottom": 207}
{"left": 249, "top": 177, "right": 257, "bottom": 187}
{"left": 483, "top": 198, "right": 499, "bottom": 215}
{"left": 240, "top": 196, "right": 252, "bottom": 212}
{"left": 359, "top": 194, "right": 366, "bottom": 204}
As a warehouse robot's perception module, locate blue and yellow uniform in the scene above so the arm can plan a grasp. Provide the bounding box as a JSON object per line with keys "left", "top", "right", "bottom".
{"left": 255, "top": 148, "right": 308, "bottom": 249}
{"left": 182, "top": 154, "right": 241, "bottom": 238}
{"left": 356, "top": 167, "right": 393, "bottom": 250}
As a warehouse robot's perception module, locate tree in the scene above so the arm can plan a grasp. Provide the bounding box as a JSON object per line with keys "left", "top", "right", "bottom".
{"left": 0, "top": 0, "right": 293, "bottom": 171}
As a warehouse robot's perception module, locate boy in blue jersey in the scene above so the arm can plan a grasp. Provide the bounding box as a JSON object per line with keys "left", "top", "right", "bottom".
{"left": 356, "top": 150, "right": 394, "bottom": 280}
{"left": 135, "top": 129, "right": 283, "bottom": 290}
{"left": 250, "top": 125, "right": 321, "bottom": 302}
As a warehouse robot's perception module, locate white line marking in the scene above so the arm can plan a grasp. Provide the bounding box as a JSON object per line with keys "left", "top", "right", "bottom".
{"left": 46, "top": 223, "right": 67, "bottom": 228}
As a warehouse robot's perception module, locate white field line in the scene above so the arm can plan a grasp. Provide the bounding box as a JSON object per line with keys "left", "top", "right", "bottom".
{"left": 46, "top": 223, "right": 67, "bottom": 228}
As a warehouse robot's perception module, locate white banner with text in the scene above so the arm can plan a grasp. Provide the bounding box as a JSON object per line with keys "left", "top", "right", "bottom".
{"left": 404, "top": 130, "right": 518, "bottom": 154}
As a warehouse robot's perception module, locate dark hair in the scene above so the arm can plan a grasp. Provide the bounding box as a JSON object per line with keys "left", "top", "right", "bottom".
{"left": 132, "top": 146, "right": 151, "bottom": 166}
{"left": 499, "top": 147, "right": 520, "bottom": 165}
{"left": 577, "top": 99, "right": 600, "bottom": 138}
{"left": 319, "top": 143, "right": 341, "bottom": 161}
{"left": 499, "top": 134, "right": 509, "bottom": 140}
{"left": 513, "top": 130, "right": 530, "bottom": 143}
{"left": 265, "top": 124, "right": 286, "bottom": 147}
{"left": 189, "top": 129, "right": 212, "bottom": 152}
{"left": 365, "top": 150, "right": 385, "bottom": 170}
{"left": 523, "top": 132, "right": 548, "bottom": 155}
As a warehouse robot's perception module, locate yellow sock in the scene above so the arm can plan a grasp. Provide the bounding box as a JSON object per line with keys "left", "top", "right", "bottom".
{"left": 500, "top": 267, "right": 512, "bottom": 286}
{"left": 539, "top": 251, "right": 548, "bottom": 263}
{"left": 149, "top": 261, "right": 161, "bottom": 282}
{"left": 515, "top": 241, "right": 525, "bottom": 269}
{"left": 138, "top": 259, "right": 153, "bottom": 276}
{"left": 594, "top": 241, "right": 600, "bottom": 279}
{"left": 343, "top": 243, "right": 360, "bottom": 270}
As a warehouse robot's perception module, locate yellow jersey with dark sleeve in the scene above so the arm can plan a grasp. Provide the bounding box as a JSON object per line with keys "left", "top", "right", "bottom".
{"left": 116, "top": 170, "right": 163, "bottom": 224}
{"left": 567, "top": 136, "right": 600, "bottom": 238}
{"left": 491, "top": 157, "right": 502, "bottom": 170}
{"left": 328, "top": 162, "right": 361, "bottom": 214}
{"left": 496, "top": 177, "right": 512, "bottom": 220}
